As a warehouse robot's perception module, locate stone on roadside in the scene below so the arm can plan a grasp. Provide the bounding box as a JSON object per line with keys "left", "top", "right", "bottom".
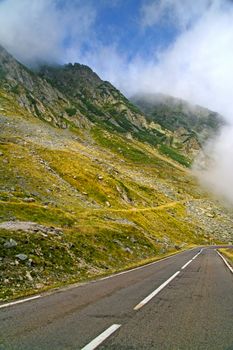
{"left": 26, "top": 271, "right": 33, "bottom": 281}
{"left": 15, "top": 253, "right": 28, "bottom": 261}
{"left": 23, "top": 197, "right": 36, "bottom": 203}
{"left": 4, "top": 239, "right": 17, "bottom": 248}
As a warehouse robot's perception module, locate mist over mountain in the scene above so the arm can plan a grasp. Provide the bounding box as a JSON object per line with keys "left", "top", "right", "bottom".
{"left": 132, "top": 93, "right": 224, "bottom": 136}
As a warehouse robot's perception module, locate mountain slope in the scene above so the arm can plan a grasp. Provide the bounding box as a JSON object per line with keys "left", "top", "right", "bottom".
{"left": 0, "top": 46, "right": 222, "bottom": 165}
{"left": 0, "top": 46, "right": 232, "bottom": 301}
{"left": 0, "top": 47, "right": 173, "bottom": 148}
{"left": 39, "top": 64, "right": 147, "bottom": 130}
{"left": 132, "top": 93, "right": 225, "bottom": 157}
{"left": 0, "top": 45, "right": 90, "bottom": 128}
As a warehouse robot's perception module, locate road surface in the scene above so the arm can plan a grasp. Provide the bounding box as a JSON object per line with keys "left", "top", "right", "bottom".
{"left": 0, "top": 247, "right": 232, "bottom": 349}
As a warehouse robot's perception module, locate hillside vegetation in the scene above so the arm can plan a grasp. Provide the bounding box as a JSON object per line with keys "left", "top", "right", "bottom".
{"left": 0, "top": 46, "right": 232, "bottom": 301}
{"left": 132, "top": 93, "right": 225, "bottom": 157}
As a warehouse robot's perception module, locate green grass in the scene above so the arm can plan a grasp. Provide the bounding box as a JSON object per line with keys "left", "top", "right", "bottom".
{"left": 1, "top": 203, "right": 210, "bottom": 301}
{"left": 0, "top": 222, "right": 159, "bottom": 300}
{"left": 0, "top": 201, "right": 75, "bottom": 227}
{"left": 159, "top": 144, "right": 191, "bottom": 167}
{"left": 0, "top": 111, "right": 230, "bottom": 301}
{"left": 93, "top": 127, "right": 163, "bottom": 164}
{"left": 65, "top": 106, "right": 77, "bottom": 116}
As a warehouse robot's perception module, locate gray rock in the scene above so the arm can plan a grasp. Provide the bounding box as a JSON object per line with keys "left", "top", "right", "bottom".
{"left": 124, "top": 247, "right": 133, "bottom": 254}
{"left": 26, "top": 271, "right": 33, "bottom": 281}
{"left": 4, "top": 239, "right": 17, "bottom": 248}
{"left": 0, "top": 221, "right": 63, "bottom": 235}
{"left": 23, "top": 197, "right": 36, "bottom": 203}
{"left": 15, "top": 254, "right": 28, "bottom": 261}
{"left": 27, "top": 258, "right": 33, "bottom": 267}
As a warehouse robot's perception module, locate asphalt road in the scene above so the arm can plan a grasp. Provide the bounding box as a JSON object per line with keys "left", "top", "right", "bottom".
{"left": 0, "top": 246, "right": 232, "bottom": 350}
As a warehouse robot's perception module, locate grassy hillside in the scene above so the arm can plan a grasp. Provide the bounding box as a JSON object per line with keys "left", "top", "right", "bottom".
{"left": 0, "top": 47, "right": 232, "bottom": 301}
{"left": 1, "top": 108, "right": 232, "bottom": 301}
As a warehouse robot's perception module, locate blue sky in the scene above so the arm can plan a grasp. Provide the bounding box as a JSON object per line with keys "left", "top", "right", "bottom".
{"left": 0, "top": 0, "right": 210, "bottom": 69}
{"left": 0, "top": 0, "right": 233, "bottom": 117}
{"left": 0, "top": 0, "right": 182, "bottom": 66}
{"left": 83, "top": 0, "right": 179, "bottom": 60}
{"left": 59, "top": 0, "right": 181, "bottom": 63}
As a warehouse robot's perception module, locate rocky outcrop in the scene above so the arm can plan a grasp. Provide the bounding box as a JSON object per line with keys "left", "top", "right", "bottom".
{"left": 0, "top": 221, "right": 63, "bottom": 236}
{"left": 0, "top": 46, "right": 89, "bottom": 128}
{"left": 131, "top": 92, "right": 225, "bottom": 156}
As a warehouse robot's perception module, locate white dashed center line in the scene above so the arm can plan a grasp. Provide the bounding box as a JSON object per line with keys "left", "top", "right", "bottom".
{"left": 81, "top": 324, "right": 121, "bottom": 350}
{"left": 134, "top": 249, "right": 203, "bottom": 311}
{"left": 134, "top": 270, "right": 181, "bottom": 310}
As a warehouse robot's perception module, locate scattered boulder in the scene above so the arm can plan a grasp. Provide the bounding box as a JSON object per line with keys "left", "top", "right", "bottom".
{"left": 116, "top": 185, "right": 132, "bottom": 203}
{"left": 26, "top": 271, "right": 33, "bottom": 281}
{"left": 0, "top": 221, "right": 63, "bottom": 235}
{"left": 27, "top": 258, "right": 33, "bottom": 267}
{"left": 15, "top": 254, "right": 28, "bottom": 261}
{"left": 4, "top": 239, "right": 17, "bottom": 248}
{"left": 23, "top": 197, "right": 36, "bottom": 203}
{"left": 124, "top": 247, "right": 133, "bottom": 254}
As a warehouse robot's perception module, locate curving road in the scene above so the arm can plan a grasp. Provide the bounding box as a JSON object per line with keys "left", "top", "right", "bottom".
{"left": 0, "top": 246, "right": 232, "bottom": 350}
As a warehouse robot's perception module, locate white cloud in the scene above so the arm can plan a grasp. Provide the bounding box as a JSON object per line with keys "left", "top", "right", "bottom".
{"left": 85, "top": 1, "right": 233, "bottom": 123}
{"left": 138, "top": 6, "right": 233, "bottom": 120}
{"left": 0, "top": 0, "right": 96, "bottom": 65}
{"left": 140, "top": 0, "right": 213, "bottom": 30}
{"left": 193, "top": 125, "right": 233, "bottom": 205}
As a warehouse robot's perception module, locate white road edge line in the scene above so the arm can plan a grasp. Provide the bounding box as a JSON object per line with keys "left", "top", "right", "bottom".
{"left": 0, "top": 295, "right": 41, "bottom": 309}
{"left": 99, "top": 247, "right": 198, "bottom": 282}
{"left": 134, "top": 271, "right": 180, "bottom": 311}
{"left": 217, "top": 251, "right": 233, "bottom": 274}
{"left": 81, "top": 324, "right": 121, "bottom": 350}
{"left": 0, "top": 247, "right": 200, "bottom": 310}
